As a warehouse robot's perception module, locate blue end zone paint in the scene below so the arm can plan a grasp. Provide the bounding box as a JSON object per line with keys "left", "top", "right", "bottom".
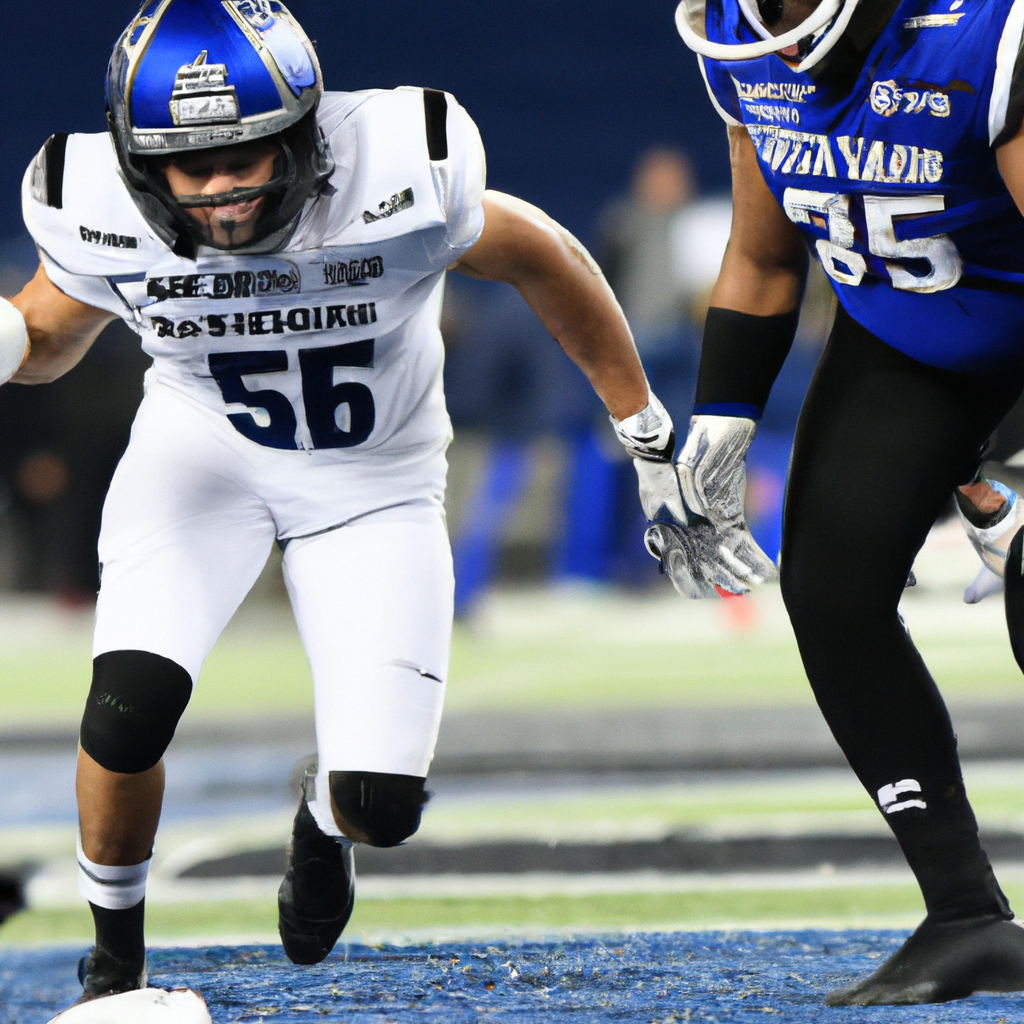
{"left": 2, "top": 931, "right": 1022, "bottom": 1022}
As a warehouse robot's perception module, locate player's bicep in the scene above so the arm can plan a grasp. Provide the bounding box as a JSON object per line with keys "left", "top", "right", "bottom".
{"left": 711, "top": 126, "right": 808, "bottom": 315}
{"left": 450, "top": 191, "right": 583, "bottom": 285}
{"left": 10, "top": 263, "right": 115, "bottom": 384}
{"left": 997, "top": 124, "right": 1024, "bottom": 219}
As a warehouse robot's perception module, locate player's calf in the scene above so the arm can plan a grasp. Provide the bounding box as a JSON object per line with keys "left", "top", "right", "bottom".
{"left": 75, "top": 650, "right": 192, "bottom": 1000}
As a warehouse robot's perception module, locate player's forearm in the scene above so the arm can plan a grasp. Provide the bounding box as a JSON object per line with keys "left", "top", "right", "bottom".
{"left": 10, "top": 327, "right": 95, "bottom": 384}
{"left": 516, "top": 260, "right": 649, "bottom": 422}
{"left": 8, "top": 265, "right": 114, "bottom": 384}
{"left": 712, "top": 126, "right": 808, "bottom": 316}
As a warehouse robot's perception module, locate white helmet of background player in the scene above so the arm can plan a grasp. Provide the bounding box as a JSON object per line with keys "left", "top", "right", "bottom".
{"left": 675, "top": 0, "right": 883, "bottom": 74}
{"left": 106, "top": 0, "right": 334, "bottom": 255}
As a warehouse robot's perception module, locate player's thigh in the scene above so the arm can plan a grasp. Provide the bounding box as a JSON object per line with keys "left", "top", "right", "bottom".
{"left": 283, "top": 509, "right": 454, "bottom": 778}
{"left": 782, "top": 312, "right": 1024, "bottom": 608}
{"left": 93, "top": 386, "right": 277, "bottom": 682}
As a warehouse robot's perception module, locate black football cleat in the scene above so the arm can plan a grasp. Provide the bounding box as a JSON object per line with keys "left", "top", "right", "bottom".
{"left": 278, "top": 798, "right": 355, "bottom": 965}
{"left": 75, "top": 945, "right": 147, "bottom": 1004}
{"left": 826, "top": 913, "right": 1024, "bottom": 1005}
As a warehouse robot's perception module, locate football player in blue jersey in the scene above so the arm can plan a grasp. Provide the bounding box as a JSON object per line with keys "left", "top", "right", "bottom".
{"left": 0, "top": 0, "right": 688, "bottom": 1011}
{"left": 656, "top": 0, "right": 1024, "bottom": 1006}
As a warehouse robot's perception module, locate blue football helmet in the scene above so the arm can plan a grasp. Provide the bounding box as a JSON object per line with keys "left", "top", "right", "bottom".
{"left": 107, "top": 0, "right": 334, "bottom": 254}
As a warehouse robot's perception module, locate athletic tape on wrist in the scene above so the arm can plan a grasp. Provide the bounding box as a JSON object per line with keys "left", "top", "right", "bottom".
{"left": 694, "top": 307, "right": 800, "bottom": 420}
{"left": 76, "top": 832, "right": 150, "bottom": 910}
{"left": 612, "top": 391, "right": 675, "bottom": 460}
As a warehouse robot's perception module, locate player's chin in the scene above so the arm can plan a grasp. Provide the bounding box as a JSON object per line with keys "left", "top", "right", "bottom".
{"left": 204, "top": 206, "right": 264, "bottom": 247}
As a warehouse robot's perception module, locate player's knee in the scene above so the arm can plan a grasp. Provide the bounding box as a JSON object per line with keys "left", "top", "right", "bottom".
{"left": 781, "top": 553, "right": 853, "bottom": 630}
{"left": 80, "top": 650, "right": 193, "bottom": 774}
{"left": 328, "top": 771, "right": 429, "bottom": 847}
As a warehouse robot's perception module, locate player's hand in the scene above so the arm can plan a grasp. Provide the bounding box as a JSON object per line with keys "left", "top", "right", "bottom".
{"left": 613, "top": 394, "right": 722, "bottom": 597}
{"left": 649, "top": 414, "right": 779, "bottom": 599}
{"left": 956, "top": 478, "right": 1023, "bottom": 601}
{"left": 0, "top": 297, "right": 28, "bottom": 385}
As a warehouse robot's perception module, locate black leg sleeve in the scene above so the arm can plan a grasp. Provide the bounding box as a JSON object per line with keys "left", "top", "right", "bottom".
{"left": 781, "top": 308, "right": 1024, "bottom": 921}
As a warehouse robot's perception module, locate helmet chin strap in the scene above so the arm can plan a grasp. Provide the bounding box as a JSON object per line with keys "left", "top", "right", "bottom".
{"left": 675, "top": 0, "right": 858, "bottom": 70}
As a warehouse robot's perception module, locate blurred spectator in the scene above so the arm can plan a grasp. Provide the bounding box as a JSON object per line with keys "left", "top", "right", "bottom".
{"left": 0, "top": 313, "right": 150, "bottom": 601}
{"left": 597, "top": 148, "right": 726, "bottom": 426}
{"left": 444, "top": 278, "right": 597, "bottom": 615}
{"left": 554, "top": 150, "right": 733, "bottom": 587}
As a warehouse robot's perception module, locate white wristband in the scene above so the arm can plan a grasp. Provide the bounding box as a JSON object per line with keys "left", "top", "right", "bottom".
{"left": 0, "top": 297, "right": 27, "bottom": 384}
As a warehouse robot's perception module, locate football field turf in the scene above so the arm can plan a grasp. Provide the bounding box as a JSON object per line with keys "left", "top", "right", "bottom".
{"left": 2, "top": 932, "right": 1022, "bottom": 1023}
{"left": 0, "top": 557, "right": 1020, "bottom": 720}
{"left": 1, "top": 525, "right": 1024, "bottom": 1017}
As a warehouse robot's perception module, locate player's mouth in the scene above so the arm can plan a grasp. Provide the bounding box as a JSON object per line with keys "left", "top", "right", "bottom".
{"left": 212, "top": 199, "right": 261, "bottom": 222}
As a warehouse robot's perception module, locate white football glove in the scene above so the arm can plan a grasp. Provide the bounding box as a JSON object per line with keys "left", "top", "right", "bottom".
{"left": 646, "top": 414, "right": 779, "bottom": 599}
{"left": 614, "top": 394, "right": 727, "bottom": 598}
{"left": 0, "top": 297, "right": 28, "bottom": 384}
{"left": 612, "top": 392, "right": 685, "bottom": 522}
{"left": 956, "top": 478, "right": 1024, "bottom": 602}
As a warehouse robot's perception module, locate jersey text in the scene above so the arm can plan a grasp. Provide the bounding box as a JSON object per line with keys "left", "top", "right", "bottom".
{"left": 746, "top": 126, "right": 944, "bottom": 183}
{"left": 80, "top": 226, "right": 139, "bottom": 248}
{"left": 150, "top": 302, "right": 378, "bottom": 340}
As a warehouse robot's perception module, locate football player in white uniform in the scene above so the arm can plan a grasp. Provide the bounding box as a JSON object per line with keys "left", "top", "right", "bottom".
{"left": 0, "top": 0, "right": 688, "bottom": 1005}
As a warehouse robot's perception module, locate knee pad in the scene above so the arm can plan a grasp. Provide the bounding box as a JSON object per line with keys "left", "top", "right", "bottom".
{"left": 328, "top": 771, "right": 429, "bottom": 847}
{"left": 80, "top": 651, "right": 193, "bottom": 774}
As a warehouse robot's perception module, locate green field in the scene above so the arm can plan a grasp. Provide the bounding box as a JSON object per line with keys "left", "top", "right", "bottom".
{"left": 0, "top": 885, "right": 942, "bottom": 946}
{"left": 0, "top": 588, "right": 1021, "bottom": 721}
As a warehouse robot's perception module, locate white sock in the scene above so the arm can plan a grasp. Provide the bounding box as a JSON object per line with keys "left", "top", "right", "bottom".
{"left": 76, "top": 832, "right": 150, "bottom": 910}
{"left": 306, "top": 769, "right": 353, "bottom": 847}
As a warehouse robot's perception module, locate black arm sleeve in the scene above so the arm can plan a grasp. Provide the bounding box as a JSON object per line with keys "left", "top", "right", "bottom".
{"left": 693, "top": 307, "right": 800, "bottom": 420}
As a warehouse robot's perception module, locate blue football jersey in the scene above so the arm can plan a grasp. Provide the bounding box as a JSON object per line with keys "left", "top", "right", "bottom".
{"left": 700, "top": 0, "right": 1024, "bottom": 371}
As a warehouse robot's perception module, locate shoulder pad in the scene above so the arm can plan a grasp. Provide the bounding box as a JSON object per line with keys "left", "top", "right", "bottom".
{"left": 423, "top": 88, "right": 448, "bottom": 161}
{"left": 28, "top": 133, "right": 69, "bottom": 210}
{"left": 23, "top": 132, "right": 165, "bottom": 277}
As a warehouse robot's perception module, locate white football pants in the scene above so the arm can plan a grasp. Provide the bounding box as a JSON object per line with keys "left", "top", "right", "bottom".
{"left": 93, "top": 381, "right": 453, "bottom": 835}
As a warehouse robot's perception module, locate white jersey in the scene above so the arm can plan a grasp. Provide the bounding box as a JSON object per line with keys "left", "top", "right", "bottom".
{"left": 22, "top": 88, "right": 486, "bottom": 457}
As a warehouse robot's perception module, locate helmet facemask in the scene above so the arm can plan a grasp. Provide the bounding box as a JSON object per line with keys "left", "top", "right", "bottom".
{"left": 676, "top": 0, "right": 855, "bottom": 72}
{"left": 111, "top": 105, "right": 331, "bottom": 257}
